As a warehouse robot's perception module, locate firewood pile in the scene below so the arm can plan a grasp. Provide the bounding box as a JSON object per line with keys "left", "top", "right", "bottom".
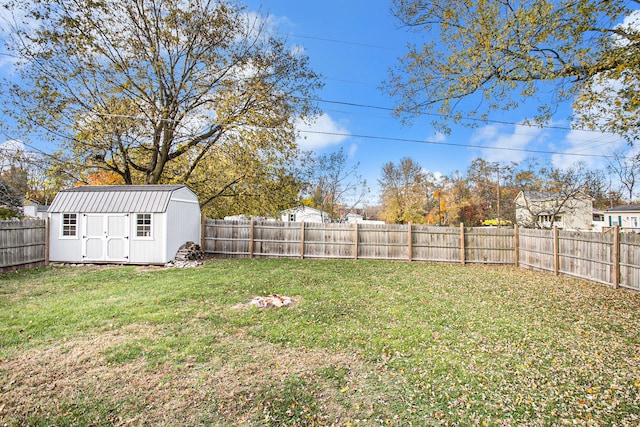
{"left": 166, "top": 241, "right": 204, "bottom": 268}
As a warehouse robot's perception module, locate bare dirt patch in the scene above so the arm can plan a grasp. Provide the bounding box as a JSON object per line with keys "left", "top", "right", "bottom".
{"left": 0, "top": 326, "right": 369, "bottom": 425}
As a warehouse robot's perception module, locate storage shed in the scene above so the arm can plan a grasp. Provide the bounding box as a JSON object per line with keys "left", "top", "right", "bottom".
{"left": 48, "top": 185, "right": 201, "bottom": 264}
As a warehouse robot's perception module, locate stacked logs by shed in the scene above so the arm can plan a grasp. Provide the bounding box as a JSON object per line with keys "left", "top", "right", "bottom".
{"left": 167, "top": 241, "right": 204, "bottom": 268}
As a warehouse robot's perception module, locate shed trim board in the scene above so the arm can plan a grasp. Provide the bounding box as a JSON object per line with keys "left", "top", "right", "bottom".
{"left": 48, "top": 185, "right": 201, "bottom": 264}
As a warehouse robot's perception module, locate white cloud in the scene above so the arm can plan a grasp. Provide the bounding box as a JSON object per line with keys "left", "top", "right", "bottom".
{"left": 618, "top": 10, "right": 640, "bottom": 44}
{"left": 471, "top": 123, "right": 545, "bottom": 164}
{"left": 0, "top": 139, "right": 37, "bottom": 171}
{"left": 551, "top": 129, "right": 624, "bottom": 169}
{"left": 295, "top": 113, "right": 350, "bottom": 150}
{"left": 430, "top": 132, "right": 446, "bottom": 143}
{"left": 0, "top": 139, "right": 26, "bottom": 153}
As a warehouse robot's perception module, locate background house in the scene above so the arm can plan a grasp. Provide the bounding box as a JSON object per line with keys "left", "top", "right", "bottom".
{"left": 514, "top": 191, "right": 593, "bottom": 230}
{"left": 48, "top": 185, "right": 200, "bottom": 264}
{"left": 22, "top": 200, "right": 49, "bottom": 219}
{"left": 281, "top": 206, "right": 329, "bottom": 223}
{"left": 592, "top": 209, "right": 606, "bottom": 232}
{"left": 342, "top": 212, "right": 363, "bottom": 223}
{"left": 605, "top": 204, "right": 640, "bottom": 232}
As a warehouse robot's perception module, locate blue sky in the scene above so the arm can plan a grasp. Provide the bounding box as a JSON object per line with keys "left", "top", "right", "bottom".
{"left": 246, "top": 0, "right": 635, "bottom": 204}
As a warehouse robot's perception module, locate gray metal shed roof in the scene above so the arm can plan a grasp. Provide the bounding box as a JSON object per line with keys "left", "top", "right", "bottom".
{"left": 48, "top": 185, "right": 192, "bottom": 213}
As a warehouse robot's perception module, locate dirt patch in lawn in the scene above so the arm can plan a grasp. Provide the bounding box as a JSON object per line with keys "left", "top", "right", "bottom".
{"left": 0, "top": 325, "right": 371, "bottom": 425}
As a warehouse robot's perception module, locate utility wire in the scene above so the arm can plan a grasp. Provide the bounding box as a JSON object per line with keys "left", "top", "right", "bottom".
{"left": 299, "top": 130, "right": 616, "bottom": 159}
{"left": 312, "top": 98, "right": 614, "bottom": 134}
{"left": 24, "top": 105, "right": 615, "bottom": 160}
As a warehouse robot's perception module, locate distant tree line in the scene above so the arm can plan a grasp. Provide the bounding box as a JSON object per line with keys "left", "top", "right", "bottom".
{"left": 375, "top": 156, "right": 633, "bottom": 226}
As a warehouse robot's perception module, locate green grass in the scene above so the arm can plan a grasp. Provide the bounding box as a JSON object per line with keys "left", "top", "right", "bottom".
{"left": 1, "top": 259, "right": 639, "bottom": 426}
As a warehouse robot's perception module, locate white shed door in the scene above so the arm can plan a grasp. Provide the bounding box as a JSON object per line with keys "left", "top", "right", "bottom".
{"left": 82, "top": 214, "right": 129, "bottom": 262}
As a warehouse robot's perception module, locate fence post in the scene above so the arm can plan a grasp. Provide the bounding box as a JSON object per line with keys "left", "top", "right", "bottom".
{"left": 249, "top": 218, "right": 255, "bottom": 258}
{"left": 460, "top": 223, "right": 465, "bottom": 264}
{"left": 513, "top": 223, "right": 519, "bottom": 267}
{"left": 200, "top": 213, "right": 206, "bottom": 252}
{"left": 353, "top": 222, "right": 359, "bottom": 260}
{"left": 300, "top": 221, "right": 305, "bottom": 259}
{"left": 45, "top": 218, "right": 50, "bottom": 266}
{"left": 407, "top": 222, "right": 413, "bottom": 261}
{"left": 553, "top": 226, "right": 560, "bottom": 275}
{"left": 613, "top": 225, "right": 620, "bottom": 288}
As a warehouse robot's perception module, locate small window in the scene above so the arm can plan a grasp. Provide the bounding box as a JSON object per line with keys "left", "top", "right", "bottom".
{"left": 62, "top": 213, "right": 77, "bottom": 237}
{"left": 136, "top": 213, "right": 152, "bottom": 237}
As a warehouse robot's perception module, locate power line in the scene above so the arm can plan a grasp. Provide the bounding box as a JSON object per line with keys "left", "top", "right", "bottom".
{"left": 281, "top": 32, "right": 397, "bottom": 51}
{"left": 299, "top": 129, "right": 615, "bottom": 160}
{"left": 312, "top": 97, "right": 615, "bottom": 134}
{"left": 26, "top": 107, "right": 616, "bottom": 160}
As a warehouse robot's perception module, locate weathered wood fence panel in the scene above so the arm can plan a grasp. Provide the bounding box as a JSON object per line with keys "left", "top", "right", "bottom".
{"left": 558, "top": 231, "right": 613, "bottom": 286}
{"left": 359, "top": 224, "right": 408, "bottom": 260}
{"left": 203, "top": 220, "right": 251, "bottom": 257}
{"left": 253, "top": 221, "right": 302, "bottom": 258}
{"left": 519, "top": 228, "right": 556, "bottom": 273}
{"left": 620, "top": 233, "right": 640, "bottom": 291}
{"left": 412, "top": 226, "right": 460, "bottom": 262}
{"left": 464, "top": 226, "right": 515, "bottom": 265}
{"left": 204, "top": 220, "right": 639, "bottom": 289}
{"left": 304, "top": 222, "right": 355, "bottom": 259}
{"left": 0, "top": 219, "right": 48, "bottom": 272}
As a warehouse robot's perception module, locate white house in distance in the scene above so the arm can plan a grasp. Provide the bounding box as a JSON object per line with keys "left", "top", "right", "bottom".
{"left": 48, "top": 185, "right": 201, "bottom": 264}
{"left": 605, "top": 204, "right": 640, "bottom": 232}
{"left": 281, "top": 206, "right": 329, "bottom": 223}
{"left": 592, "top": 208, "right": 606, "bottom": 232}
{"left": 514, "top": 191, "right": 594, "bottom": 231}
{"left": 22, "top": 200, "right": 49, "bottom": 219}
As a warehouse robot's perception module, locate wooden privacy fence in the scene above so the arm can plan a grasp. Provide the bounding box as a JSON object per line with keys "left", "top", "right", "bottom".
{"left": 0, "top": 219, "right": 48, "bottom": 273}
{"left": 204, "top": 219, "right": 640, "bottom": 291}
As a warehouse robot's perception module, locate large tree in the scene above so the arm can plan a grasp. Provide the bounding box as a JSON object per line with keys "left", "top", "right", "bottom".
{"left": 387, "top": 0, "right": 640, "bottom": 142}
{"left": 302, "top": 148, "right": 368, "bottom": 221}
{"left": 3, "top": 0, "right": 322, "bottom": 194}
{"left": 465, "top": 158, "right": 517, "bottom": 224}
{"left": 607, "top": 148, "right": 640, "bottom": 202}
{"left": 180, "top": 137, "right": 304, "bottom": 218}
{"left": 378, "top": 157, "right": 433, "bottom": 224}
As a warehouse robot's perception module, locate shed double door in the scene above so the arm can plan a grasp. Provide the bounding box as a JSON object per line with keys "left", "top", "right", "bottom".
{"left": 82, "top": 214, "right": 129, "bottom": 262}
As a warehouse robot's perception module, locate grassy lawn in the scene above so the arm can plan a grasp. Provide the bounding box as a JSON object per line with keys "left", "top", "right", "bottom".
{"left": 1, "top": 258, "right": 639, "bottom": 426}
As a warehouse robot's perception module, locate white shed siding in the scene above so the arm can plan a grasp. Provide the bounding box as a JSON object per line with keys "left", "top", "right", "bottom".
{"left": 49, "top": 212, "right": 82, "bottom": 262}
{"left": 128, "top": 212, "right": 166, "bottom": 263}
{"left": 164, "top": 196, "right": 201, "bottom": 261}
